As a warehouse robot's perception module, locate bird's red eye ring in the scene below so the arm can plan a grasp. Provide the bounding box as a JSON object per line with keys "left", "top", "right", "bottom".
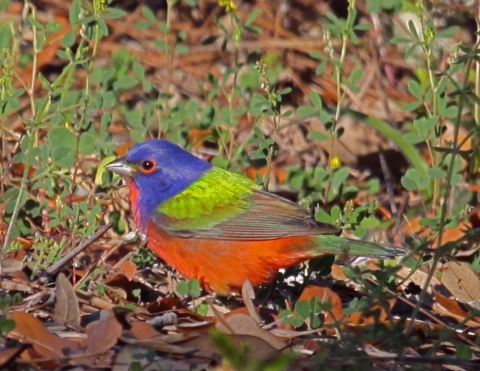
{"left": 140, "top": 159, "right": 157, "bottom": 174}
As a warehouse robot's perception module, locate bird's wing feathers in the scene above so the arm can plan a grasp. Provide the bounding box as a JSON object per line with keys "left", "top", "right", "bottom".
{"left": 151, "top": 168, "right": 339, "bottom": 240}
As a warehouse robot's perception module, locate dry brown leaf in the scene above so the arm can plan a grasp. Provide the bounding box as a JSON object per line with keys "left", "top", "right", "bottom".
{"left": 216, "top": 313, "right": 285, "bottom": 351}
{"left": 298, "top": 285, "right": 344, "bottom": 324}
{"left": 331, "top": 264, "right": 349, "bottom": 281}
{"left": 54, "top": 273, "right": 80, "bottom": 326}
{"left": 346, "top": 299, "right": 394, "bottom": 326}
{"left": 0, "top": 346, "right": 24, "bottom": 368}
{"left": 0, "top": 258, "right": 24, "bottom": 274}
{"left": 116, "top": 260, "right": 137, "bottom": 281}
{"left": 10, "top": 270, "right": 30, "bottom": 281}
{"left": 433, "top": 291, "right": 480, "bottom": 328}
{"left": 9, "top": 312, "right": 80, "bottom": 358}
{"left": 440, "top": 261, "right": 480, "bottom": 303}
{"left": 81, "top": 309, "right": 123, "bottom": 355}
{"left": 145, "top": 296, "right": 184, "bottom": 313}
{"left": 226, "top": 306, "right": 277, "bottom": 326}
{"left": 130, "top": 321, "right": 164, "bottom": 341}
{"left": 403, "top": 215, "right": 471, "bottom": 245}
{"left": 241, "top": 279, "right": 262, "bottom": 324}
{"left": 0, "top": 278, "right": 31, "bottom": 292}
{"left": 398, "top": 266, "right": 445, "bottom": 297}
{"left": 182, "top": 333, "right": 281, "bottom": 362}
{"left": 245, "top": 165, "right": 288, "bottom": 184}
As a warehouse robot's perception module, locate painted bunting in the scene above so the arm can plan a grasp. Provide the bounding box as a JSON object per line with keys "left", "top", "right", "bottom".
{"left": 106, "top": 140, "right": 404, "bottom": 295}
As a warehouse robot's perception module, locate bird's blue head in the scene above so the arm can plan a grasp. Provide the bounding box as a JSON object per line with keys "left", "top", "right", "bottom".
{"left": 106, "top": 140, "right": 212, "bottom": 228}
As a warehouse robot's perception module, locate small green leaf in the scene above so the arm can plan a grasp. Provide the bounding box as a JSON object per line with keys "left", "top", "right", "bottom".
{"left": 62, "top": 30, "right": 76, "bottom": 48}
{"left": 141, "top": 6, "right": 157, "bottom": 23}
{"left": 427, "top": 167, "right": 447, "bottom": 179}
{"left": 245, "top": 8, "right": 261, "bottom": 26}
{"left": 456, "top": 342, "right": 472, "bottom": 360}
{"left": 295, "top": 300, "right": 310, "bottom": 319}
{"left": 315, "top": 61, "right": 327, "bottom": 76}
{"left": 135, "top": 20, "right": 151, "bottom": 30}
{"left": 403, "top": 133, "right": 424, "bottom": 144}
{"left": 103, "top": 8, "right": 127, "bottom": 19}
{"left": 354, "top": 23, "right": 372, "bottom": 31}
{"left": 391, "top": 37, "right": 412, "bottom": 44}
{"left": 51, "top": 147, "right": 75, "bottom": 168}
{"left": 297, "top": 106, "right": 318, "bottom": 118}
{"left": 343, "top": 297, "right": 359, "bottom": 315}
{"left": 132, "top": 61, "right": 145, "bottom": 81}
{"left": 188, "top": 279, "right": 201, "bottom": 298}
{"left": 437, "top": 26, "right": 460, "bottom": 39}
{"left": 69, "top": 0, "right": 82, "bottom": 28}
{"left": 315, "top": 209, "right": 333, "bottom": 224}
{"left": 175, "top": 44, "right": 190, "bottom": 54}
{"left": 211, "top": 156, "right": 230, "bottom": 169}
{"left": 407, "top": 19, "right": 419, "bottom": 39}
{"left": 309, "top": 91, "right": 322, "bottom": 110}
{"left": 309, "top": 51, "right": 325, "bottom": 60}
{"left": 0, "top": 318, "right": 16, "bottom": 335}
{"left": 401, "top": 174, "right": 417, "bottom": 191}
{"left": 279, "top": 309, "right": 293, "bottom": 320}
{"left": 113, "top": 75, "right": 139, "bottom": 91}
{"left": 308, "top": 131, "right": 328, "bottom": 142}
{"left": 403, "top": 101, "right": 422, "bottom": 112}
{"left": 366, "top": 178, "right": 380, "bottom": 194}
{"left": 407, "top": 80, "right": 422, "bottom": 100}
{"left": 79, "top": 132, "right": 95, "bottom": 155}
{"left": 331, "top": 167, "right": 349, "bottom": 191}
{"left": 175, "top": 281, "right": 189, "bottom": 296}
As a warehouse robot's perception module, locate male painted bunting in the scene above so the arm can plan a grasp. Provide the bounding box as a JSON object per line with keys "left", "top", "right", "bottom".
{"left": 106, "top": 140, "right": 404, "bottom": 295}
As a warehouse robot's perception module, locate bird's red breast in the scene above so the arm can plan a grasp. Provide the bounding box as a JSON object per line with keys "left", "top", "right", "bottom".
{"left": 144, "top": 220, "right": 316, "bottom": 295}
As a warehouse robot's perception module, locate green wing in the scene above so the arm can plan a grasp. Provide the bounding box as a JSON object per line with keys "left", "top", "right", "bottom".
{"left": 151, "top": 167, "right": 339, "bottom": 240}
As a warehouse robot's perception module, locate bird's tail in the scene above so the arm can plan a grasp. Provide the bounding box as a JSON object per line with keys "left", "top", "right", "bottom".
{"left": 313, "top": 234, "right": 405, "bottom": 259}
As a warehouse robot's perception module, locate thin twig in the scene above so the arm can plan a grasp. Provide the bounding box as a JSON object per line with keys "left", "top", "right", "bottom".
{"left": 37, "top": 223, "right": 112, "bottom": 282}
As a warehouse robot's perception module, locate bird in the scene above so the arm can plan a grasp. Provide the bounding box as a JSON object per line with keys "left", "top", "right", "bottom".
{"left": 106, "top": 140, "right": 404, "bottom": 295}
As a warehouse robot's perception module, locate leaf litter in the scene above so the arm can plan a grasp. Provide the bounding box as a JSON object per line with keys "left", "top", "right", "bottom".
{"left": 1, "top": 0, "right": 480, "bottom": 370}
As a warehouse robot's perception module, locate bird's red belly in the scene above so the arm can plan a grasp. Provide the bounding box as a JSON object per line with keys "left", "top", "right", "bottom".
{"left": 145, "top": 221, "right": 315, "bottom": 295}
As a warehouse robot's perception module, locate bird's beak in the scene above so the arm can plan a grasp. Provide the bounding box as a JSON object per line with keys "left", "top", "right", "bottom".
{"left": 106, "top": 157, "right": 135, "bottom": 177}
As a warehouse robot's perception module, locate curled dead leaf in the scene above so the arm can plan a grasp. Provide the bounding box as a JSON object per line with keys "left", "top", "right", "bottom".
{"left": 0, "top": 346, "right": 25, "bottom": 368}
{"left": 81, "top": 309, "right": 123, "bottom": 355}
{"left": 54, "top": 273, "right": 80, "bottom": 326}
{"left": 9, "top": 312, "right": 80, "bottom": 359}
{"left": 440, "top": 261, "right": 480, "bottom": 303}
{"left": 433, "top": 291, "right": 480, "bottom": 328}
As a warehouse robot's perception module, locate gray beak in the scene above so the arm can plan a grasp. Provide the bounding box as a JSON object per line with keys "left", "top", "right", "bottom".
{"left": 105, "top": 157, "right": 134, "bottom": 177}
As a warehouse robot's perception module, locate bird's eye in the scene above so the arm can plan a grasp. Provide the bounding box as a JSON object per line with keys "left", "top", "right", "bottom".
{"left": 140, "top": 159, "right": 157, "bottom": 173}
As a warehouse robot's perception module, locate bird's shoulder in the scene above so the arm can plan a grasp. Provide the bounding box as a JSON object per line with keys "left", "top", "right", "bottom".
{"left": 157, "top": 167, "right": 259, "bottom": 220}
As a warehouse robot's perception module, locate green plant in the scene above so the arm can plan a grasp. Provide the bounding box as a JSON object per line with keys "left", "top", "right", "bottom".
{"left": 1, "top": 0, "right": 125, "bottom": 256}
{"left": 175, "top": 278, "right": 201, "bottom": 298}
